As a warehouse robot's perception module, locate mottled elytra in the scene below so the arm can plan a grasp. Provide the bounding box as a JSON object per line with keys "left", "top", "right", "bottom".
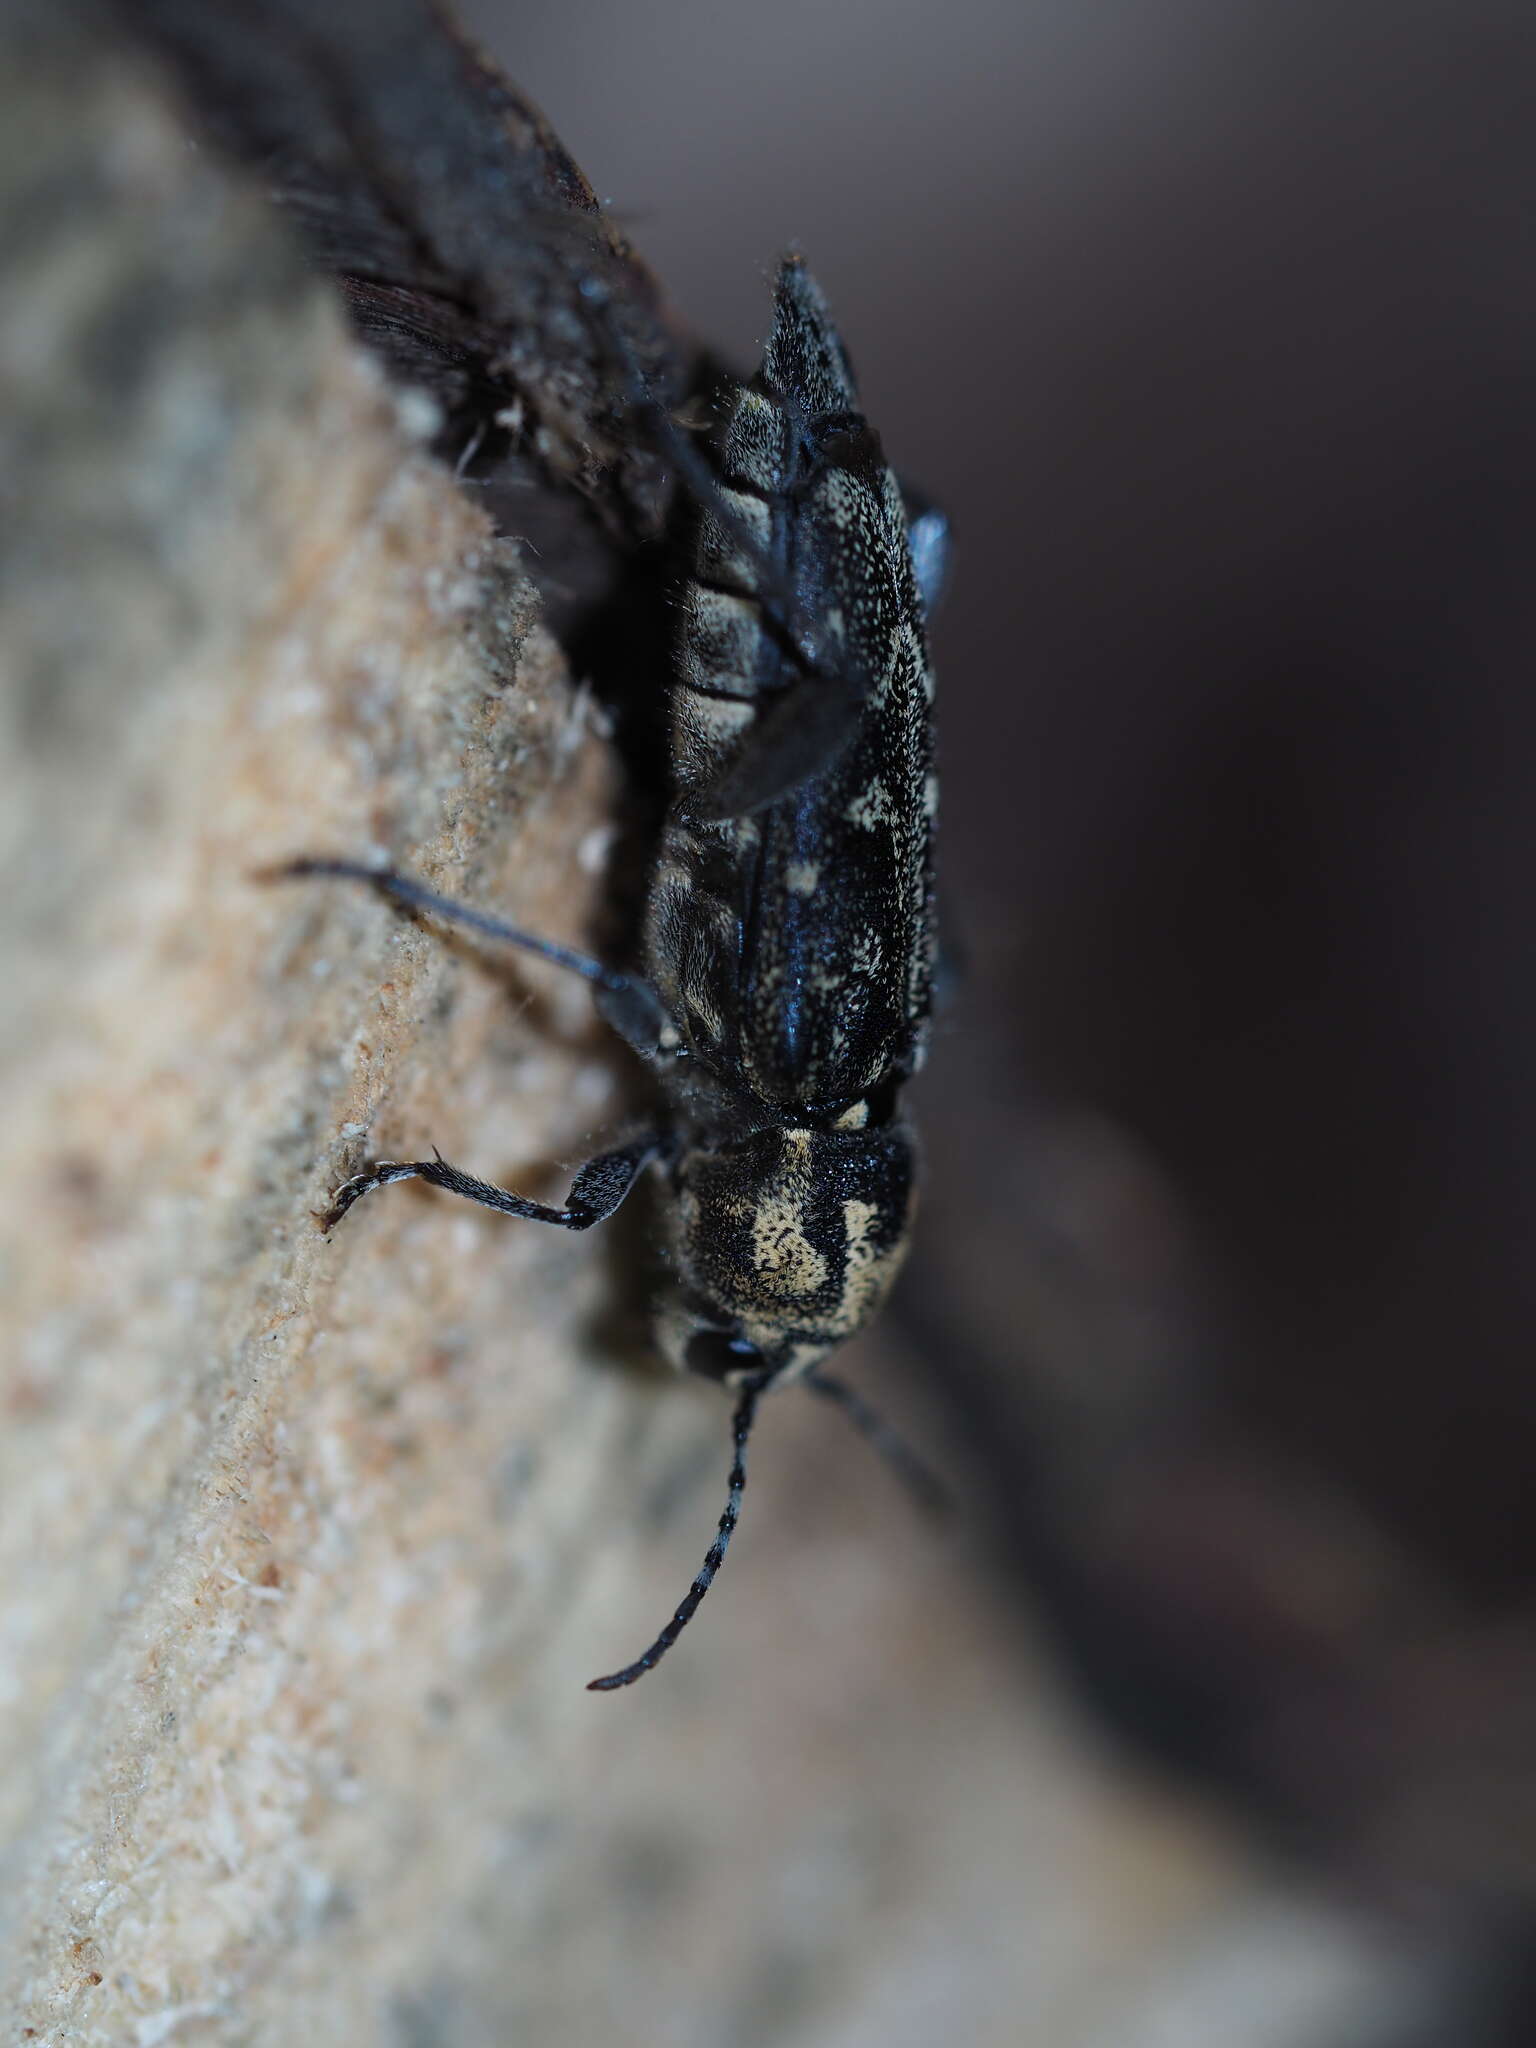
{"left": 279, "top": 258, "right": 946, "bottom": 1689}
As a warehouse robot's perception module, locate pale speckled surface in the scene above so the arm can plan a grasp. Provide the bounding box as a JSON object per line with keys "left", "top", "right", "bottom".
{"left": 0, "top": 15, "right": 1431, "bottom": 2047}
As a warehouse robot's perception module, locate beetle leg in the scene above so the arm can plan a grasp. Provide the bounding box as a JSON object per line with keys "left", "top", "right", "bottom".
{"left": 320, "top": 1133, "right": 662, "bottom": 1234}
{"left": 264, "top": 858, "right": 672, "bottom": 1053}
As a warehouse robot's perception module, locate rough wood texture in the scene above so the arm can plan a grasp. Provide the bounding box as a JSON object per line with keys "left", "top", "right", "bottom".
{"left": 0, "top": 16, "right": 645, "bottom": 2035}
{"left": 0, "top": 15, "right": 1432, "bottom": 2048}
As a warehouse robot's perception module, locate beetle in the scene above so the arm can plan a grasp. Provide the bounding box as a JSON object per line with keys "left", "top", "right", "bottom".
{"left": 280, "top": 256, "right": 946, "bottom": 1689}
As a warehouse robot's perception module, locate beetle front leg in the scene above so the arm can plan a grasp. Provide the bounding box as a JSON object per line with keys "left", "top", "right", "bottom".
{"left": 321, "top": 1133, "right": 663, "bottom": 1234}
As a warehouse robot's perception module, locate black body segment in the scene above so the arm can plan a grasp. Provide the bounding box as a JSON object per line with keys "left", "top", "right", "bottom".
{"left": 654, "top": 1122, "right": 919, "bottom": 1384}
{"left": 649, "top": 259, "right": 937, "bottom": 1111}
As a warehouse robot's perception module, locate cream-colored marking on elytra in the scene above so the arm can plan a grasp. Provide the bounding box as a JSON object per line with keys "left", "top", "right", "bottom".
{"left": 888, "top": 619, "right": 931, "bottom": 705}
{"left": 813, "top": 467, "right": 867, "bottom": 538}
{"left": 844, "top": 779, "right": 895, "bottom": 831}
{"left": 749, "top": 1196, "right": 830, "bottom": 1300}
{"left": 785, "top": 861, "right": 820, "bottom": 895}
{"left": 924, "top": 772, "right": 939, "bottom": 818}
{"left": 736, "top": 1131, "right": 827, "bottom": 1303}
{"left": 875, "top": 618, "right": 924, "bottom": 714}
{"left": 847, "top": 931, "right": 884, "bottom": 977}
{"left": 831, "top": 1196, "right": 899, "bottom": 1338}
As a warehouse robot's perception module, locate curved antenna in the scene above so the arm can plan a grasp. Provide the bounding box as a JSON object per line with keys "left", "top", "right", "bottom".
{"left": 587, "top": 1372, "right": 770, "bottom": 1691}
{"left": 803, "top": 1367, "right": 952, "bottom": 1520}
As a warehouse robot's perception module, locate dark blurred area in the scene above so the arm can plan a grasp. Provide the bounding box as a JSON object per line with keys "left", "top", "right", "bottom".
{"left": 463, "top": 0, "right": 1536, "bottom": 2004}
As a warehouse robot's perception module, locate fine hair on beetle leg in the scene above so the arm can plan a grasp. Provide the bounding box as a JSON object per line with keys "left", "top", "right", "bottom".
{"left": 586, "top": 1371, "right": 771, "bottom": 1691}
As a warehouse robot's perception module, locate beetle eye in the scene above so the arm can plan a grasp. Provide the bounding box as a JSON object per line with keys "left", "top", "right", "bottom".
{"left": 685, "top": 1329, "right": 764, "bottom": 1382}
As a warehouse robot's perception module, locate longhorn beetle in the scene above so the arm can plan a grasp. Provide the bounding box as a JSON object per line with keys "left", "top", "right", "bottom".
{"left": 280, "top": 257, "right": 946, "bottom": 1689}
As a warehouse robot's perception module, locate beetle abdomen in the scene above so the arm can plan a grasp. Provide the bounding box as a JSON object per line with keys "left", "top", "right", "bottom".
{"left": 648, "top": 259, "right": 937, "bottom": 1106}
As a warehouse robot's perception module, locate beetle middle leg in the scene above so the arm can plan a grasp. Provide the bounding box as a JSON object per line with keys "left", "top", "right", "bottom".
{"left": 263, "top": 857, "right": 674, "bottom": 1230}
{"left": 265, "top": 857, "right": 671, "bottom": 1053}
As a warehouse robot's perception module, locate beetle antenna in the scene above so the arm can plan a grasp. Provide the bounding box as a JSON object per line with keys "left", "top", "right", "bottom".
{"left": 803, "top": 1368, "right": 952, "bottom": 1520}
{"left": 587, "top": 1372, "right": 770, "bottom": 1691}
